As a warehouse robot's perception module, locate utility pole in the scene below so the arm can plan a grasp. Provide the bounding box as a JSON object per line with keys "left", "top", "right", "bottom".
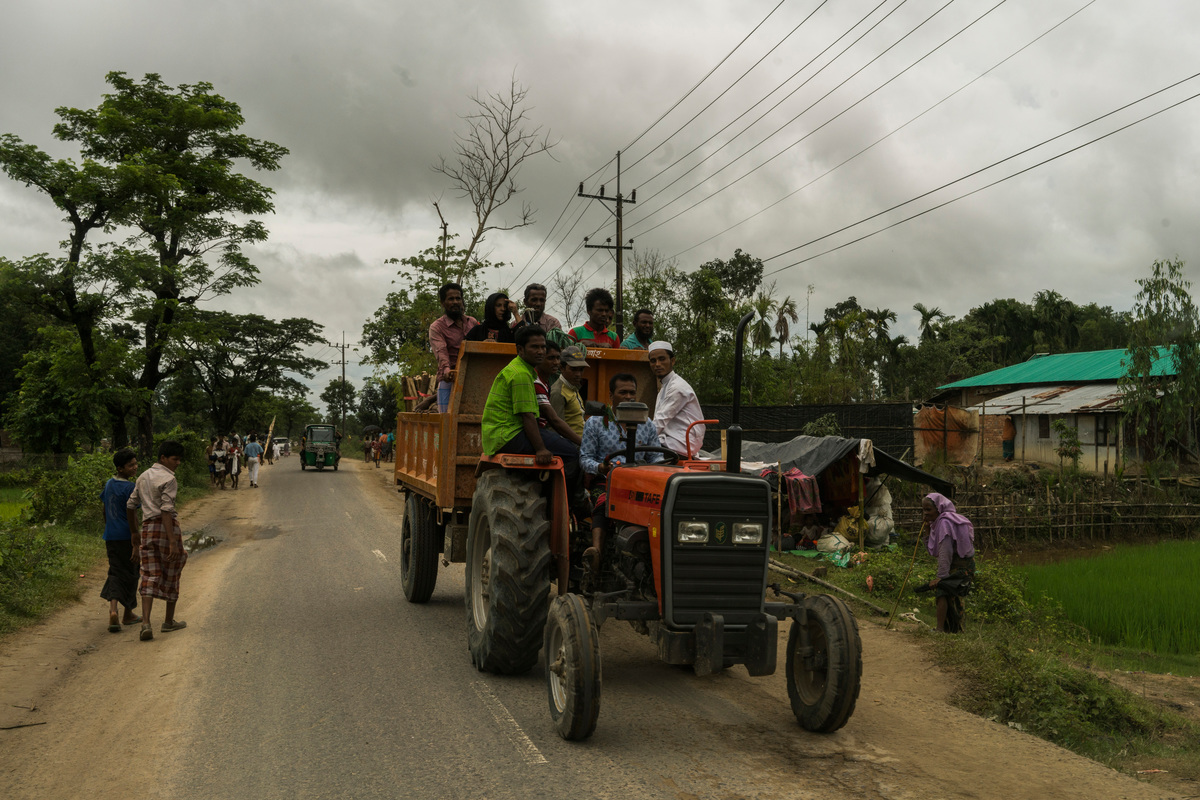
{"left": 329, "top": 332, "right": 352, "bottom": 433}
{"left": 579, "top": 151, "right": 636, "bottom": 340}
{"left": 433, "top": 201, "right": 450, "bottom": 271}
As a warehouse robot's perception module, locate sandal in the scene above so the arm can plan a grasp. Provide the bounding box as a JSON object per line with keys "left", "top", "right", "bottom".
{"left": 108, "top": 613, "right": 121, "bottom": 634}
{"left": 140, "top": 623, "right": 154, "bottom": 641}
{"left": 161, "top": 620, "right": 187, "bottom": 633}
{"left": 123, "top": 614, "right": 143, "bottom": 625}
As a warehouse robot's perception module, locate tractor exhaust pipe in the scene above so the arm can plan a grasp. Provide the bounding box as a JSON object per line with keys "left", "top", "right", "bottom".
{"left": 728, "top": 311, "right": 754, "bottom": 474}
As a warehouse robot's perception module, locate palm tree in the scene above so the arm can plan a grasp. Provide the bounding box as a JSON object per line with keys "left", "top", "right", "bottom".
{"left": 774, "top": 295, "right": 799, "bottom": 359}
{"left": 750, "top": 292, "right": 777, "bottom": 353}
{"left": 913, "top": 302, "right": 946, "bottom": 343}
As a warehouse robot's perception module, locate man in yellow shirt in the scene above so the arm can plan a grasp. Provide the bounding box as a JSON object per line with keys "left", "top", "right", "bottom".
{"left": 550, "top": 344, "right": 587, "bottom": 437}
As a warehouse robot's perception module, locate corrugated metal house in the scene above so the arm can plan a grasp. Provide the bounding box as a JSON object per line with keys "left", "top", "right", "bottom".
{"left": 931, "top": 348, "right": 1177, "bottom": 473}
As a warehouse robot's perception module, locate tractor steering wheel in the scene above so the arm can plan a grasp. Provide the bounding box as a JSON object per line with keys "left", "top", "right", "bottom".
{"left": 602, "top": 446, "right": 680, "bottom": 468}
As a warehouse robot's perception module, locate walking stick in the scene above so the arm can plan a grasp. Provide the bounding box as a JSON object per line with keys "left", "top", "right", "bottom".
{"left": 886, "top": 521, "right": 928, "bottom": 630}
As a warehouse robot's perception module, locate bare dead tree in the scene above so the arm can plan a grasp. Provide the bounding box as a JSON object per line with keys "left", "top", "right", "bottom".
{"left": 434, "top": 75, "right": 557, "bottom": 282}
{"left": 551, "top": 264, "right": 587, "bottom": 329}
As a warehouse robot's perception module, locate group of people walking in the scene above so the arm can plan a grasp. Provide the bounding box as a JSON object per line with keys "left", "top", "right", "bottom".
{"left": 206, "top": 433, "right": 269, "bottom": 490}
{"left": 364, "top": 431, "right": 394, "bottom": 467}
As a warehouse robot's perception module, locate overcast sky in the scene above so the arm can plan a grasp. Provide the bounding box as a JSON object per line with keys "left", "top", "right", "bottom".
{"left": 3, "top": 0, "right": 1200, "bottom": 403}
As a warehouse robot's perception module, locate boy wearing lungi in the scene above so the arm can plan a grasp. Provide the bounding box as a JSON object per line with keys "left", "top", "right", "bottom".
{"left": 127, "top": 440, "right": 188, "bottom": 641}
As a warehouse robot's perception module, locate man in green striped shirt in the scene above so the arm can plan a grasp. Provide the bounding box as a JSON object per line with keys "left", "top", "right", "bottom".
{"left": 481, "top": 327, "right": 582, "bottom": 490}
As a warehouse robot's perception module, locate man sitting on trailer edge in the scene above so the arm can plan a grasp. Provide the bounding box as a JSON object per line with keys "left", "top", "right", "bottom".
{"left": 649, "top": 340, "right": 706, "bottom": 458}
{"left": 481, "top": 326, "right": 584, "bottom": 496}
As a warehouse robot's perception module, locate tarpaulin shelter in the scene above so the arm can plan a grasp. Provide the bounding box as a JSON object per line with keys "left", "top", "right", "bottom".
{"left": 710, "top": 434, "right": 954, "bottom": 498}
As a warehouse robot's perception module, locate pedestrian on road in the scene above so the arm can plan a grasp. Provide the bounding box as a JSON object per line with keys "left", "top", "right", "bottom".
{"left": 244, "top": 435, "right": 264, "bottom": 488}
{"left": 126, "top": 440, "right": 188, "bottom": 641}
{"left": 213, "top": 436, "right": 228, "bottom": 490}
{"left": 372, "top": 435, "right": 382, "bottom": 468}
{"left": 228, "top": 437, "right": 241, "bottom": 490}
{"left": 100, "top": 448, "right": 142, "bottom": 633}
{"left": 922, "top": 492, "right": 977, "bottom": 633}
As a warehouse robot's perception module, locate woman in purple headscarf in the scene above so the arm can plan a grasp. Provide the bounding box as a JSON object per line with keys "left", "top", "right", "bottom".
{"left": 921, "top": 492, "right": 976, "bottom": 633}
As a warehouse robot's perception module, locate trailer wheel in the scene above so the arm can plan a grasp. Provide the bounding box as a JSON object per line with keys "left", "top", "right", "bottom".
{"left": 545, "top": 593, "right": 601, "bottom": 740}
{"left": 786, "top": 594, "right": 862, "bottom": 733}
{"left": 401, "top": 493, "right": 440, "bottom": 603}
{"left": 465, "top": 469, "right": 551, "bottom": 675}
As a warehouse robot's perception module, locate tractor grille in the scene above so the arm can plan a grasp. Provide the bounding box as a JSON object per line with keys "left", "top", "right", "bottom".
{"left": 666, "top": 476, "right": 771, "bottom": 627}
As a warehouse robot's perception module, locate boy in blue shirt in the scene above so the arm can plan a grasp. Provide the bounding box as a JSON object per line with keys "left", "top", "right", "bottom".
{"left": 100, "top": 448, "right": 142, "bottom": 633}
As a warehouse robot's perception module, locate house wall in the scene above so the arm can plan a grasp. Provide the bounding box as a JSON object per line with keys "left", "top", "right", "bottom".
{"left": 1012, "top": 412, "right": 1122, "bottom": 473}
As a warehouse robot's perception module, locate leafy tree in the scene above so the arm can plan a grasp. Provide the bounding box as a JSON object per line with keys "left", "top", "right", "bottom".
{"left": 173, "top": 311, "right": 326, "bottom": 433}
{"left": 1120, "top": 258, "right": 1200, "bottom": 463}
{"left": 4, "top": 328, "right": 106, "bottom": 452}
{"left": 320, "top": 378, "right": 357, "bottom": 427}
{"left": 912, "top": 302, "right": 946, "bottom": 343}
{"left": 773, "top": 295, "right": 799, "bottom": 359}
{"left": 47, "top": 72, "right": 287, "bottom": 453}
{"left": 357, "top": 376, "right": 400, "bottom": 430}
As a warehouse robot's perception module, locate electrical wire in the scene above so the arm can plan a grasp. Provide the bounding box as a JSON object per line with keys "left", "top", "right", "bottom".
{"left": 627, "top": 0, "right": 965, "bottom": 234}
{"left": 620, "top": 0, "right": 790, "bottom": 156}
{"left": 623, "top": 0, "right": 832, "bottom": 174}
{"left": 669, "top": 0, "right": 1098, "bottom": 261}
{"left": 761, "top": 73, "right": 1200, "bottom": 275}
{"left": 630, "top": 0, "right": 898, "bottom": 205}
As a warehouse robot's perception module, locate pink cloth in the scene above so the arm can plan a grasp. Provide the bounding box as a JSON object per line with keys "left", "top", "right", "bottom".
{"left": 429, "top": 314, "right": 479, "bottom": 384}
{"left": 925, "top": 492, "right": 975, "bottom": 559}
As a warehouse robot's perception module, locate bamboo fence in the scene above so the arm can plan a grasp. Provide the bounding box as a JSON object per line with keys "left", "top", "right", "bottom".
{"left": 893, "top": 483, "right": 1200, "bottom": 549}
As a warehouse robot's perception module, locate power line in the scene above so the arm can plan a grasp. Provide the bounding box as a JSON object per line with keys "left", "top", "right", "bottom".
{"left": 623, "top": 0, "right": 832, "bottom": 174}
{"left": 629, "top": 0, "right": 897, "bottom": 205}
{"left": 627, "top": 0, "right": 965, "bottom": 235}
{"left": 620, "top": 0, "right": 790, "bottom": 156}
{"left": 669, "top": 0, "right": 1099, "bottom": 261}
{"left": 761, "top": 72, "right": 1200, "bottom": 274}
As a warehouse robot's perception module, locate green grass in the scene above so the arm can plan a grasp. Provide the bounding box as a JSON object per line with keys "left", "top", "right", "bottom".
{"left": 0, "top": 486, "right": 29, "bottom": 520}
{"left": 0, "top": 522, "right": 105, "bottom": 636}
{"left": 1020, "top": 540, "right": 1200, "bottom": 656}
{"left": 769, "top": 541, "right": 1200, "bottom": 783}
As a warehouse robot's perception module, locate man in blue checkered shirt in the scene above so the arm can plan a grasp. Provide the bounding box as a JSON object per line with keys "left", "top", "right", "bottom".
{"left": 579, "top": 372, "right": 664, "bottom": 571}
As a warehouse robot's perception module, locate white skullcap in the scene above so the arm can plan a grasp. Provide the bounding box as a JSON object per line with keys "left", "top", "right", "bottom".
{"left": 648, "top": 341, "right": 673, "bottom": 354}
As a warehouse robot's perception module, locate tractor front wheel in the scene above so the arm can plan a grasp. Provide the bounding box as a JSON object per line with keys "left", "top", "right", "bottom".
{"left": 465, "top": 469, "right": 552, "bottom": 675}
{"left": 545, "top": 593, "right": 601, "bottom": 740}
{"left": 786, "top": 594, "right": 862, "bottom": 733}
{"left": 400, "top": 493, "right": 440, "bottom": 603}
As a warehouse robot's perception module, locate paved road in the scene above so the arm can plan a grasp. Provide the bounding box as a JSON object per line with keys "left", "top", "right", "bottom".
{"left": 168, "top": 458, "right": 871, "bottom": 800}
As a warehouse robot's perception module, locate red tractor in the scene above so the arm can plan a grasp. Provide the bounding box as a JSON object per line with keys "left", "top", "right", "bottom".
{"left": 396, "top": 315, "right": 861, "bottom": 741}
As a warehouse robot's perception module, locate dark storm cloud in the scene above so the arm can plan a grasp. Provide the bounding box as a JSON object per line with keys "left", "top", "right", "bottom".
{"left": 4, "top": 0, "right": 1200, "bottom": 371}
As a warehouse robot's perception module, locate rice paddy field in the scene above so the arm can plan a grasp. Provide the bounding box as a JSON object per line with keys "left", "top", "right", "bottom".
{"left": 1020, "top": 540, "right": 1200, "bottom": 656}
{"left": 0, "top": 486, "right": 29, "bottom": 520}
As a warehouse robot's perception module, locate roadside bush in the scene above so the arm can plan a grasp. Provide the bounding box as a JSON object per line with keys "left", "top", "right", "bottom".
{"left": 0, "top": 468, "right": 39, "bottom": 488}
{"left": 0, "top": 519, "right": 64, "bottom": 583}
{"left": 26, "top": 452, "right": 112, "bottom": 526}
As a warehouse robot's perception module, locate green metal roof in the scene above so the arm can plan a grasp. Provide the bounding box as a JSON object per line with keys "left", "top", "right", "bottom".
{"left": 938, "top": 347, "right": 1177, "bottom": 390}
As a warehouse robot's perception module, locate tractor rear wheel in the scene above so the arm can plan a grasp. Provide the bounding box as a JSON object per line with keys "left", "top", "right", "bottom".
{"left": 465, "top": 469, "right": 551, "bottom": 675}
{"left": 400, "top": 493, "right": 440, "bottom": 603}
{"left": 786, "top": 594, "right": 862, "bottom": 733}
{"left": 545, "top": 593, "right": 601, "bottom": 740}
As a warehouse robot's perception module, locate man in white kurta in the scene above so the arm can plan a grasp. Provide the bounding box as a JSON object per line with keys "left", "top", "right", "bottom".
{"left": 648, "top": 341, "right": 706, "bottom": 458}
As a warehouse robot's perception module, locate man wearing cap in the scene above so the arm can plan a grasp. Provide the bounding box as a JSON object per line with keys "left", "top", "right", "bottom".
{"left": 648, "top": 341, "right": 706, "bottom": 458}
{"left": 551, "top": 344, "right": 588, "bottom": 438}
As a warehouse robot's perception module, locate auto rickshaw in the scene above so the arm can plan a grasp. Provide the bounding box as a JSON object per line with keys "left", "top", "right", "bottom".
{"left": 300, "top": 424, "right": 340, "bottom": 471}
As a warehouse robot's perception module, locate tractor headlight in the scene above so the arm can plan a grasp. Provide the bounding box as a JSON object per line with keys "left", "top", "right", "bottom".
{"left": 677, "top": 521, "right": 709, "bottom": 543}
{"left": 732, "top": 522, "right": 763, "bottom": 544}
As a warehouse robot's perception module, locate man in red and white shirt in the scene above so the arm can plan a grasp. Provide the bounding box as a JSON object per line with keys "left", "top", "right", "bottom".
{"left": 567, "top": 288, "right": 621, "bottom": 349}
